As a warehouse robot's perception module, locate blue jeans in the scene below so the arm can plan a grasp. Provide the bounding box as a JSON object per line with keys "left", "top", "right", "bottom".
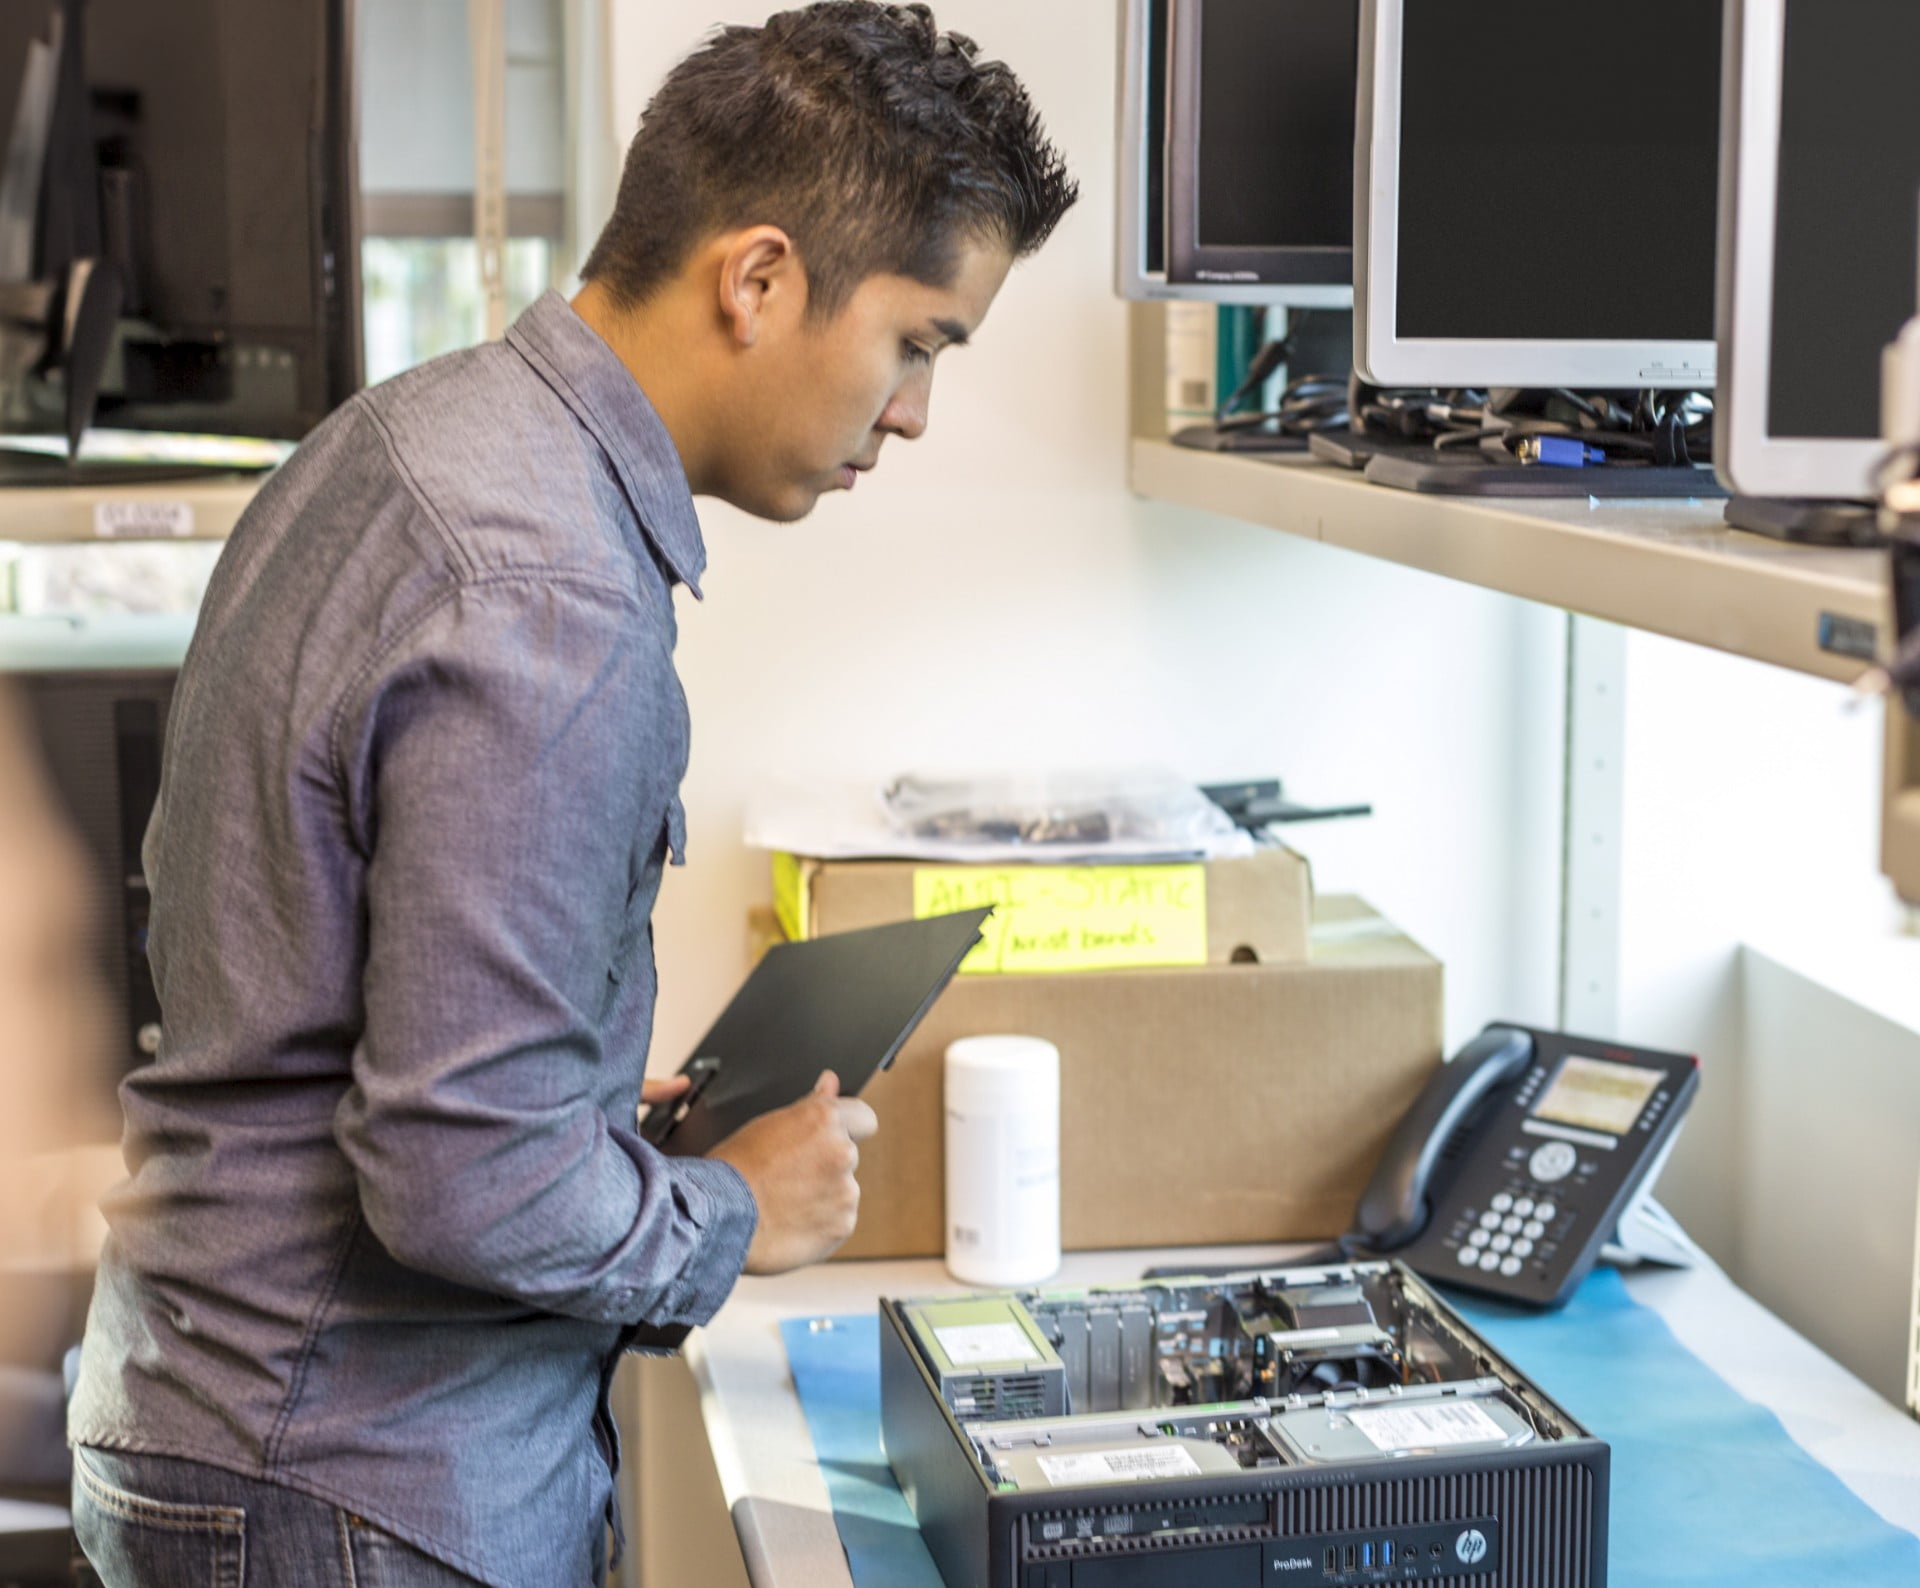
{"left": 72, "top": 1447, "right": 547, "bottom": 1587}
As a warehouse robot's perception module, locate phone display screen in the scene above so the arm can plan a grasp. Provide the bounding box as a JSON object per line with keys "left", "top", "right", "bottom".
{"left": 1530, "top": 1056, "right": 1661, "bottom": 1138}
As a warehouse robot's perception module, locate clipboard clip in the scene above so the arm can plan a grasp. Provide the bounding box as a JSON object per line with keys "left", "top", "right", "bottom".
{"left": 654, "top": 1055, "right": 721, "bottom": 1139}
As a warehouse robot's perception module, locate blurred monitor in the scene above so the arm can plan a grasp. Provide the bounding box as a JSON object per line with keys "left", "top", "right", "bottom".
{"left": 0, "top": 0, "right": 360, "bottom": 466}
{"left": 1353, "top": 0, "right": 1721, "bottom": 389}
{"left": 1717, "top": 0, "right": 1920, "bottom": 501}
{"left": 1117, "top": 0, "right": 1354, "bottom": 308}
{"left": 16, "top": 669, "right": 174, "bottom": 1115}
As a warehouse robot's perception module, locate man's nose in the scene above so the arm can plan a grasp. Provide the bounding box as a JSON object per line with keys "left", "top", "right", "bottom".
{"left": 878, "top": 372, "right": 930, "bottom": 441}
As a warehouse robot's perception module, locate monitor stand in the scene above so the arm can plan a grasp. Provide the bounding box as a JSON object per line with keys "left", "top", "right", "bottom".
{"left": 1307, "top": 426, "right": 1381, "bottom": 471}
{"left": 1724, "top": 495, "right": 1883, "bottom": 547}
{"left": 1171, "top": 421, "right": 1311, "bottom": 456}
{"left": 1363, "top": 450, "right": 1726, "bottom": 501}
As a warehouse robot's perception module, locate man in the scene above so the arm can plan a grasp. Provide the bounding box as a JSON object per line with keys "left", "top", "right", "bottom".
{"left": 67, "top": 4, "right": 1076, "bottom": 1584}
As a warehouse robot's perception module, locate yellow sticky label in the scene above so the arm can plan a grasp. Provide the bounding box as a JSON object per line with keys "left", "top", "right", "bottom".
{"left": 772, "top": 851, "right": 807, "bottom": 943}
{"left": 913, "top": 865, "right": 1208, "bottom": 975}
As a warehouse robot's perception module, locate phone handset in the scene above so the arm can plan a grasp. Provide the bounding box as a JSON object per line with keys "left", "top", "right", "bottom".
{"left": 1352, "top": 1024, "right": 1535, "bottom": 1252}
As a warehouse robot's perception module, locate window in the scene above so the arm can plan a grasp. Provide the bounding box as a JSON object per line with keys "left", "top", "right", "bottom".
{"left": 355, "top": 0, "right": 568, "bottom": 383}
{"left": 362, "top": 238, "right": 555, "bottom": 386}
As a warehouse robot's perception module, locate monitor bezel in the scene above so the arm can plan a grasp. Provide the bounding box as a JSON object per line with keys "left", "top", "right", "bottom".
{"left": 1115, "top": 0, "right": 1351, "bottom": 308}
{"left": 1161, "top": 0, "right": 1354, "bottom": 300}
{"left": 1716, "top": 0, "right": 1885, "bottom": 500}
{"left": 1353, "top": 0, "right": 1717, "bottom": 390}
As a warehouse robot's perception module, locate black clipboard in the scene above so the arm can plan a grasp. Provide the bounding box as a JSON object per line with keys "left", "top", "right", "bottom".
{"left": 640, "top": 907, "right": 992, "bottom": 1158}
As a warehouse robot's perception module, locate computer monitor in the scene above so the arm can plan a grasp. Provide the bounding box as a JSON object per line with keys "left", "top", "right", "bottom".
{"left": 1353, "top": 0, "right": 1721, "bottom": 390}
{"left": 0, "top": 0, "right": 360, "bottom": 459}
{"left": 1116, "top": 0, "right": 1353, "bottom": 308}
{"left": 15, "top": 669, "right": 174, "bottom": 1118}
{"left": 1717, "top": 0, "right": 1920, "bottom": 501}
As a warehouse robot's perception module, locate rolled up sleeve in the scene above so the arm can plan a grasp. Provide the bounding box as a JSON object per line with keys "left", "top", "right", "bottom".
{"left": 330, "top": 573, "right": 755, "bottom": 1329}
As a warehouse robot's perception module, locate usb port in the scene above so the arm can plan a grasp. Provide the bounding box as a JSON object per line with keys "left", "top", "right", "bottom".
{"left": 1361, "top": 1543, "right": 1374, "bottom": 1568}
{"left": 1325, "top": 1547, "right": 1339, "bottom": 1574}
{"left": 1382, "top": 1541, "right": 1395, "bottom": 1567}
{"left": 1343, "top": 1544, "right": 1357, "bottom": 1571}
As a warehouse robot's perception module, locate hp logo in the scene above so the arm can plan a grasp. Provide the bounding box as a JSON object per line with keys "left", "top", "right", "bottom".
{"left": 1455, "top": 1529, "right": 1489, "bottom": 1565}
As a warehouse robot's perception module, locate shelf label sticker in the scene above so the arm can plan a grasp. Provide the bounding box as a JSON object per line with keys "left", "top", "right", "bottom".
{"left": 1035, "top": 1446, "right": 1205, "bottom": 1487}
{"left": 932, "top": 1322, "right": 1040, "bottom": 1367}
{"left": 1348, "top": 1401, "right": 1508, "bottom": 1452}
{"left": 94, "top": 500, "right": 195, "bottom": 539}
{"left": 913, "top": 864, "right": 1207, "bottom": 975}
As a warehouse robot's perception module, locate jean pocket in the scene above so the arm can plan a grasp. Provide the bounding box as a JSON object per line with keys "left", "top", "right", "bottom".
{"left": 340, "top": 1513, "right": 488, "bottom": 1586}
{"left": 72, "top": 1448, "right": 245, "bottom": 1588}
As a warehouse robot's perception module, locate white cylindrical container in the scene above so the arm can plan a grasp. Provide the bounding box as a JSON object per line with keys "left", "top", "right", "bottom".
{"left": 944, "top": 1034, "right": 1060, "bottom": 1287}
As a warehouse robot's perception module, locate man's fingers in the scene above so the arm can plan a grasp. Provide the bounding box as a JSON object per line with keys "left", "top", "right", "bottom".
{"left": 640, "top": 1074, "right": 692, "bottom": 1106}
{"left": 835, "top": 1097, "right": 879, "bottom": 1142}
{"left": 813, "top": 1070, "right": 842, "bottom": 1099}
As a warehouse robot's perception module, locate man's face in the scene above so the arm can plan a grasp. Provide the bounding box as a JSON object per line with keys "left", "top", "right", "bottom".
{"left": 719, "top": 237, "right": 1015, "bottom": 522}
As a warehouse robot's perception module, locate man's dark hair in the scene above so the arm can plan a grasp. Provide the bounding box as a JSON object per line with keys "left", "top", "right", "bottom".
{"left": 582, "top": 2, "right": 1078, "bottom": 319}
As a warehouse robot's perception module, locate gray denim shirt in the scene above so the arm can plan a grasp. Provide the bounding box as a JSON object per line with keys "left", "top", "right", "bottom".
{"left": 69, "top": 293, "right": 758, "bottom": 1588}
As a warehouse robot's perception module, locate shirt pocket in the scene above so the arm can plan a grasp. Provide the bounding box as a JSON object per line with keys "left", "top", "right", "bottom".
{"left": 665, "top": 793, "right": 687, "bottom": 866}
{"left": 607, "top": 796, "right": 683, "bottom": 987}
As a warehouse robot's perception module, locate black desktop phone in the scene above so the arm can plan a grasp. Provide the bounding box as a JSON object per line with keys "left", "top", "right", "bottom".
{"left": 1351, "top": 1023, "right": 1699, "bottom": 1308}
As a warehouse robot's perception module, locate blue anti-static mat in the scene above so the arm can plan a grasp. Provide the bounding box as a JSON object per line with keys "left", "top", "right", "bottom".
{"left": 780, "top": 1267, "right": 1920, "bottom": 1587}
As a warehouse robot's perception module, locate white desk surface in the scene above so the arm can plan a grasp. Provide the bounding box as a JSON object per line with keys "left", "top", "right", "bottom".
{"left": 686, "top": 1244, "right": 1920, "bottom": 1588}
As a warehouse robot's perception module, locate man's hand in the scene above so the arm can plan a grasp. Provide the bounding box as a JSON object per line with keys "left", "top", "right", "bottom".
{"left": 640, "top": 1073, "right": 691, "bottom": 1111}
{"left": 707, "top": 1071, "right": 878, "bottom": 1275}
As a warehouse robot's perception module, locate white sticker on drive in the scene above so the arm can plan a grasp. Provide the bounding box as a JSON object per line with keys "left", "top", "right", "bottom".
{"left": 1036, "top": 1446, "right": 1205, "bottom": 1487}
{"left": 1266, "top": 1326, "right": 1343, "bottom": 1346}
{"left": 932, "top": 1322, "right": 1039, "bottom": 1367}
{"left": 1348, "top": 1401, "right": 1508, "bottom": 1452}
{"left": 95, "top": 500, "right": 195, "bottom": 539}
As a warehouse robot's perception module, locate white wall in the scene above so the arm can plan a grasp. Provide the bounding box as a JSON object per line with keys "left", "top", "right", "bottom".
{"left": 605, "top": 1, "right": 1568, "bottom": 1076}
{"left": 1613, "top": 629, "right": 1920, "bottom": 1391}
{"left": 1737, "top": 947, "right": 1920, "bottom": 1407}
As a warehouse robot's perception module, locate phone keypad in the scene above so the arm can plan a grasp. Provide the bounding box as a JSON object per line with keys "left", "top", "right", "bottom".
{"left": 1444, "top": 1183, "right": 1576, "bottom": 1287}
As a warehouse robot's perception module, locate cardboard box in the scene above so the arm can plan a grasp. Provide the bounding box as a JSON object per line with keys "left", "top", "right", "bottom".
{"left": 773, "top": 844, "right": 1312, "bottom": 971}
{"left": 814, "top": 894, "right": 1442, "bottom": 1259}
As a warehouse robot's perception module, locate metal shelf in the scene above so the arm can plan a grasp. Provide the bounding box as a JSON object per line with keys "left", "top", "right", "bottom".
{"left": 0, "top": 475, "right": 263, "bottom": 544}
{"left": 1130, "top": 438, "right": 1889, "bottom": 685}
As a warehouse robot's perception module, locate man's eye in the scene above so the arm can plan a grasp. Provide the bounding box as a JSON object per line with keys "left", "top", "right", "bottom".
{"left": 902, "top": 342, "right": 933, "bottom": 366}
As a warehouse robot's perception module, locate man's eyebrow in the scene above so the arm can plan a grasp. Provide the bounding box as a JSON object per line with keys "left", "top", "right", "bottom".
{"left": 929, "top": 318, "right": 971, "bottom": 348}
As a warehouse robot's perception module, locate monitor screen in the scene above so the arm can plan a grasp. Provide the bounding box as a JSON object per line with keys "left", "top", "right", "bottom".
{"left": 1766, "top": 1, "right": 1920, "bottom": 441}
{"left": 1393, "top": 0, "right": 1720, "bottom": 344}
{"left": 0, "top": 0, "right": 358, "bottom": 446}
{"left": 1144, "top": 0, "right": 1168, "bottom": 277}
{"left": 1193, "top": 0, "right": 1354, "bottom": 253}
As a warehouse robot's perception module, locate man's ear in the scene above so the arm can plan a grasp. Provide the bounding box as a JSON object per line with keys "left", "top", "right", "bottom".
{"left": 717, "top": 226, "right": 804, "bottom": 349}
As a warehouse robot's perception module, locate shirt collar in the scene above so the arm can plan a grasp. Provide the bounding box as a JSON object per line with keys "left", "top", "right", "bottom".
{"left": 506, "top": 291, "right": 706, "bottom": 598}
